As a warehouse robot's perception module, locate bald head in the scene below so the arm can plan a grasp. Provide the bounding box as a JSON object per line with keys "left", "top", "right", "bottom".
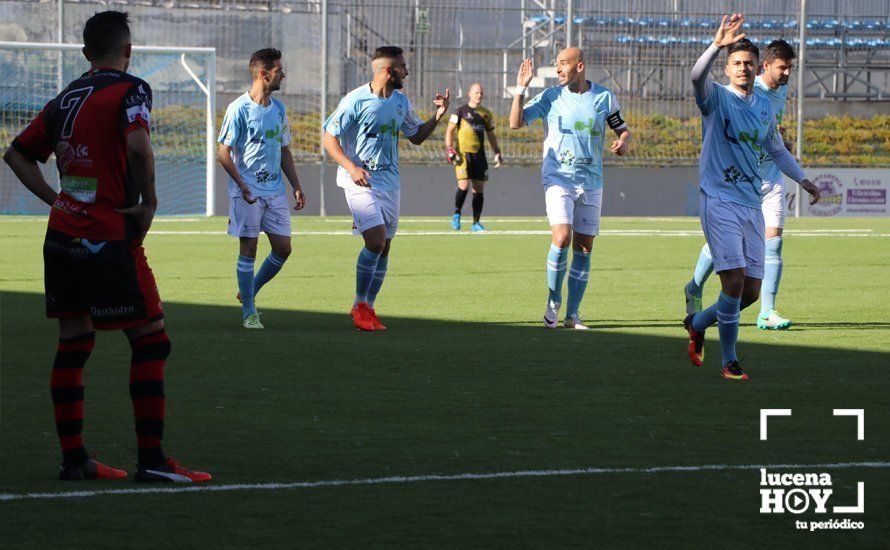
{"left": 558, "top": 47, "right": 584, "bottom": 64}
{"left": 467, "top": 82, "right": 484, "bottom": 106}
{"left": 556, "top": 47, "right": 587, "bottom": 90}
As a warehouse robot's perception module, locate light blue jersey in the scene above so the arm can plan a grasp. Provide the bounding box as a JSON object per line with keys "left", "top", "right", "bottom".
{"left": 754, "top": 76, "right": 789, "bottom": 184}
{"left": 218, "top": 93, "right": 291, "bottom": 198}
{"left": 323, "top": 84, "right": 423, "bottom": 191}
{"left": 522, "top": 81, "right": 624, "bottom": 191}
{"left": 697, "top": 81, "right": 780, "bottom": 208}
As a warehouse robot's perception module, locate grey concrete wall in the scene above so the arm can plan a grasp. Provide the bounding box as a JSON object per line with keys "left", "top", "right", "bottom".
{"left": 214, "top": 165, "right": 702, "bottom": 217}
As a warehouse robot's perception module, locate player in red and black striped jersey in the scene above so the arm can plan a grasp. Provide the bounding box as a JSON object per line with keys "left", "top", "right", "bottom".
{"left": 3, "top": 10, "right": 210, "bottom": 483}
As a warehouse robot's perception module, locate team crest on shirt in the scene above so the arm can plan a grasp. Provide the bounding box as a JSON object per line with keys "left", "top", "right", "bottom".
{"left": 761, "top": 111, "right": 770, "bottom": 125}
{"left": 723, "top": 165, "right": 744, "bottom": 184}
{"left": 397, "top": 104, "right": 405, "bottom": 117}
{"left": 255, "top": 168, "right": 271, "bottom": 184}
{"left": 558, "top": 150, "right": 576, "bottom": 166}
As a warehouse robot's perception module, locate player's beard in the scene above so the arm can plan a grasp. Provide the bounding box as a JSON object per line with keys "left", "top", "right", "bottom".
{"left": 390, "top": 75, "right": 404, "bottom": 89}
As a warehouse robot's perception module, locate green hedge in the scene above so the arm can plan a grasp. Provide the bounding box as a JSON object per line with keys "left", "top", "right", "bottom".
{"left": 3, "top": 108, "right": 887, "bottom": 166}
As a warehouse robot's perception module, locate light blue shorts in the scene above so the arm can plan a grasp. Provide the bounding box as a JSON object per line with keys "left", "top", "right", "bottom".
{"left": 343, "top": 186, "right": 400, "bottom": 239}
{"left": 227, "top": 194, "right": 292, "bottom": 238}
{"left": 700, "top": 192, "right": 765, "bottom": 279}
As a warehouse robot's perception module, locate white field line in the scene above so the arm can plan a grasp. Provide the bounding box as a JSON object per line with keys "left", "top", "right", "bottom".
{"left": 1, "top": 461, "right": 887, "bottom": 502}
{"left": 147, "top": 229, "right": 888, "bottom": 238}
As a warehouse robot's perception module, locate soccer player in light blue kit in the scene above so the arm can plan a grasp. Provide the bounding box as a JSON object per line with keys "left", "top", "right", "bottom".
{"left": 218, "top": 48, "right": 306, "bottom": 329}
{"left": 509, "top": 48, "right": 632, "bottom": 330}
{"left": 683, "top": 15, "right": 819, "bottom": 380}
{"left": 685, "top": 40, "right": 798, "bottom": 330}
{"left": 323, "top": 46, "right": 450, "bottom": 331}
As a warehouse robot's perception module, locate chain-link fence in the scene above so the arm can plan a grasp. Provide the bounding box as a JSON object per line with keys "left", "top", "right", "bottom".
{"left": 1, "top": 0, "right": 888, "bottom": 212}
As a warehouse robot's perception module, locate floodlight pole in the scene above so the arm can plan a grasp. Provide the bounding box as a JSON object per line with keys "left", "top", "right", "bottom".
{"left": 795, "top": 0, "right": 807, "bottom": 218}
{"left": 320, "top": 0, "right": 328, "bottom": 217}
{"left": 57, "top": 0, "right": 64, "bottom": 92}
{"left": 566, "top": 0, "right": 573, "bottom": 48}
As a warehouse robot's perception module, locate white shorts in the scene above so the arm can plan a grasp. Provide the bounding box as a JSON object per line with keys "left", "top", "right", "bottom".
{"left": 699, "top": 193, "right": 765, "bottom": 279}
{"left": 344, "top": 186, "right": 400, "bottom": 239}
{"left": 544, "top": 185, "right": 602, "bottom": 236}
{"left": 227, "top": 194, "right": 292, "bottom": 238}
{"left": 760, "top": 179, "right": 785, "bottom": 229}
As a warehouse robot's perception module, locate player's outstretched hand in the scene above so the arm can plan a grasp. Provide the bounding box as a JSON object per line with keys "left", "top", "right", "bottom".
{"left": 800, "top": 179, "right": 821, "bottom": 205}
{"left": 293, "top": 187, "right": 307, "bottom": 210}
{"left": 116, "top": 202, "right": 156, "bottom": 242}
{"left": 611, "top": 139, "right": 629, "bottom": 156}
{"left": 434, "top": 89, "right": 450, "bottom": 119}
{"left": 349, "top": 165, "right": 372, "bottom": 187}
{"left": 517, "top": 58, "right": 534, "bottom": 88}
{"left": 714, "top": 14, "right": 745, "bottom": 48}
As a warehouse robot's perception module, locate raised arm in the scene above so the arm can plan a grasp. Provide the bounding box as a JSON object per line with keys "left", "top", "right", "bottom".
{"left": 691, "top": 45, "right": 721, "bottom": 102}
{"left": 693, "top": 14, "right": 746, "bottom": 101}
{"left": 509, "top": 58, "right": 534, "bottom": 129}
{"left": 408, "top": 89, "right": 450, "bottom": 145}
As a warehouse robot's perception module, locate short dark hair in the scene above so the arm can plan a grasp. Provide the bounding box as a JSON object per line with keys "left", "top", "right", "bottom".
{"left": 83, "top": 11, "right": 131, "bottom": 59}
{"left": 249, "top": 48, "right": 282, "bottom": 78}
{"left": 372, "top": 46, "right": 403, "bottom": 61}
{"left": 726, "top": 39, "right": 759, "bottom": 59}
{"left": 764, "top": 39, "right": 796, "bottom": 63}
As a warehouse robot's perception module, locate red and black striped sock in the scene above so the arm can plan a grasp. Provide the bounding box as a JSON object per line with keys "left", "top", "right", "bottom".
{"left": 51, "top": 332, "right": 95, "bottom": 466}
{"left": 129, "top": 329, "right": 170, "bottom": 468}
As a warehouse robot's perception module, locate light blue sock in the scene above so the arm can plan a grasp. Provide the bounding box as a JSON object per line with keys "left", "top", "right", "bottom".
{"left": 236, "top": 255, "right": 256, "bottom": 318}
{"left": 367, "top": 255, "right": 389, "bottom": 308}
{"left": 565, "top": 249, "right": 591, "bottom": 318}
{"left": 355, "top": 247, "right": 381, "bottom": 304}
{"left": 716, "top": 292, "right": 742, "bottom": 364}
{"left": 692, "top": 302, "right": 718, "bottom": 332}
{"left": 253, "top": 251, "right": 287, "bottom": 297}
{"left": 760, "top": 237, "right": 783, "bottom": 316}
{"left": 687, "top": 243, "right": 714, "bottom": 295}
{"left": 546, "top": 244, "right": 569, "bottom": 305}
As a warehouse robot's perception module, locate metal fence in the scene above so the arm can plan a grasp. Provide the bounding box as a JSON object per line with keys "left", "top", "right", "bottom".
{"left": 0, "top": 0, "right": 887, "bottom": 169}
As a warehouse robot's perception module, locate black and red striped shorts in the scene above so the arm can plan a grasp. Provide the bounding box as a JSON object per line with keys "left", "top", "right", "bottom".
{"left": 43, "top": 229, "right": 164, "bottom": 330}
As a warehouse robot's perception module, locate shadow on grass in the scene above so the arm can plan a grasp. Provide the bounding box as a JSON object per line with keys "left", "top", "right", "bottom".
{"left": 2, "top": 289, "right": 889, "bottom": 492}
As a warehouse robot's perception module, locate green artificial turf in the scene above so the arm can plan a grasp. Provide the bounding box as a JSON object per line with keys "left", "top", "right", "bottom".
{"left": 1, "top": 215, "right": 888, "bottom": 547}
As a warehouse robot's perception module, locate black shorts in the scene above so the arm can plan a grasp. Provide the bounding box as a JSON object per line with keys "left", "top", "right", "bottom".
{"left": 44, "top": 229, "right": 164, "bottom": 330}
{"left": 454, "top": 151, "right": 489, "bottom": 182}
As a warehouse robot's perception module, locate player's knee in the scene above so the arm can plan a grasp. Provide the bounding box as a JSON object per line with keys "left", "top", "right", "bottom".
{"left": 741, "top": 288, "right": 760, "bottom": 310}
{"left": 128, "top": 328, "right": 171, "bottom": 358}
{"left": 364, "top": 238, "right": 385, "bottom": 255}
{"left": 551, "top": 229, "right": 571, "bottom": 248}
{"left": 720, "top": 274, "right": 745, "bottom": 296}
{"left": 274, "top": 245, "right": 292, "bottom": 259}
